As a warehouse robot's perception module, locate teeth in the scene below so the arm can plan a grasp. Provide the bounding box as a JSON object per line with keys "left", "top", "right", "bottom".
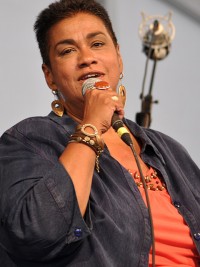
{"left": 83, "top": 73, "right": 100, "bottom": 80}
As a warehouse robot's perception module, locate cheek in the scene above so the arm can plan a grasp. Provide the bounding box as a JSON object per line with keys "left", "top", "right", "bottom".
{"left": 52, "top": 58, "right": 76, "bottom": 77}
{"left": 52, "top": 66, "right": 73, "bottom": 87}
{"left": 109, "top": 53, "right": 121, "bottom": 70}
{"left": 108, "top": 57, "right": 121, "bottom": 76}
{"left": 60, "top": 81, "right": 81, "bottom": 101}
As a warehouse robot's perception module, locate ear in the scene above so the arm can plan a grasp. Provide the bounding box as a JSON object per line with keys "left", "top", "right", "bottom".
{"left": 42, "top": 64, "right": 57, "bottom": 90}
{"left": 116, "top": 44, "right": 124, "bottom": 74}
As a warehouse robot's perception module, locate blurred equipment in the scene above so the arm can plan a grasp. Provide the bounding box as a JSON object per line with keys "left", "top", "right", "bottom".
{"left": 136, "top": 12, "right": 175, "bottom": 128}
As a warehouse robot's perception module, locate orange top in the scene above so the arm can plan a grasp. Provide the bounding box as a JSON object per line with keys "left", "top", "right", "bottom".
{"left": 134, "top": 168, "right": 200, "bottom": 266}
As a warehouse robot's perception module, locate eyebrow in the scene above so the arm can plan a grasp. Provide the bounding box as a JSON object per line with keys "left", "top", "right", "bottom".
{"left": 55, "top": 31, "right": 106, "bottom": 49}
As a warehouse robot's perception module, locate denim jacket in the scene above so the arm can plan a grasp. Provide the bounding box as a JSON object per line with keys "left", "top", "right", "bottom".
{"left": 0, "top": 112, "right": 200, "bottom": 267}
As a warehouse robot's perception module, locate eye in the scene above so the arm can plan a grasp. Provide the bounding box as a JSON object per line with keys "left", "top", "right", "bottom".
{"left": 92, "top": 42, "right": 104, "bottom": 48}
{"left": 60, "top": 47, "right": 76, "bottom": 55}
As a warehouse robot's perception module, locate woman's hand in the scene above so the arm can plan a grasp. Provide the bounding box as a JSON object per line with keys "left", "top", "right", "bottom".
{"left": 82, "top": 87, "right": 124, "bottom": 135}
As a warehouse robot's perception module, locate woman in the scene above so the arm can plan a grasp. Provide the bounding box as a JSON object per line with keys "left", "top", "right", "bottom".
{"left": 0, "top": 0, "right": 200, "bottom": 266}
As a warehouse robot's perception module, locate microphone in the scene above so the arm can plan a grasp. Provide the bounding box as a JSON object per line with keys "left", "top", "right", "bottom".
{"left": 82, "top": 78, "right": 133, "bottom": 146}
{"left": 139, "top": 12, "right": 175, "bottom": 60}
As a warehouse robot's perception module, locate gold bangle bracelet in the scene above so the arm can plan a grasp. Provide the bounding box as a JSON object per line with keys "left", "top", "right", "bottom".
{"left": 69, "top": 132, "right": 104, "bottom": 155}
{"left": 76, "top": 124, "right": 98, "bottom": 137}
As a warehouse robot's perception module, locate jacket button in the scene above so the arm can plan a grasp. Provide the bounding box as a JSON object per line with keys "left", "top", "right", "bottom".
{"left": 74, "top": 228, "right": 82, "bottom": 237}
{"left": 194, "top": 233, "right": 200, "bottom": 241}
{"left": 174, "top": 201, "right": 181, "bottom": 208}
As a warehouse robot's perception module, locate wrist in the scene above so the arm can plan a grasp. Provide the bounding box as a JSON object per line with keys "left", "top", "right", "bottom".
{"left": 68, "top": 124, "right": 105, "bottom": 172}
{"left": 75, "top": 124, "right": 104, "bottom": 152}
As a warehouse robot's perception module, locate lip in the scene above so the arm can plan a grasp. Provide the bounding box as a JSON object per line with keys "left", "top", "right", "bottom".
{"left": 78, "top": 71, "right": 105, "bottom": 81}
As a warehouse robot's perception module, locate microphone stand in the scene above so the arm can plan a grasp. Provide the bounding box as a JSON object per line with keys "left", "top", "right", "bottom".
{"left": 136, "top": 59, "right": 158, "bottom": 128}
{"left": 136, "top": 13, "right": 175, "bottom": 128}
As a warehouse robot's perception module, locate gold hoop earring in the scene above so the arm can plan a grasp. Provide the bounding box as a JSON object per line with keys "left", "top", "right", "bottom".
{"left": 51, "top": 90, "right": 64, "bottom": 117}
{"left": 117, "top": 73, "right": 126, "bottom": 107}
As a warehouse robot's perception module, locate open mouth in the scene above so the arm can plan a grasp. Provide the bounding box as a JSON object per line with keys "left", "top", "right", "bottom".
{"left": 79, "top": 72, "right": 104, "bottom": 81}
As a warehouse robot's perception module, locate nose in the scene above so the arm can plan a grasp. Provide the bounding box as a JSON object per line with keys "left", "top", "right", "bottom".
{"left": 78, "top": 48, "right": 97, "bottom": 68}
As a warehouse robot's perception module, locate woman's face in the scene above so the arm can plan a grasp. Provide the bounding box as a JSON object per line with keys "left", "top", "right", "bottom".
{"left": 43, "top": 12, "right": 123, "bottom": 119}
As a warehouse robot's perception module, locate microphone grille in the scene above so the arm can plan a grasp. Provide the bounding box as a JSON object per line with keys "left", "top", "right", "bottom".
{"left": 82, "top": 78, "right": 101, "bottom": 96}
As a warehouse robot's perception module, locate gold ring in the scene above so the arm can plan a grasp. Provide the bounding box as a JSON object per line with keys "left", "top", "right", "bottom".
{"left": 111, "top": 96, "right": 119, "bottom": 101}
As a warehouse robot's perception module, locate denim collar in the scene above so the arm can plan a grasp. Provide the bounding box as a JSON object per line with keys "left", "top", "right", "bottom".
{"left": 124, "top": 117, "right": 165, "bottom": 165}
{"left": 48, "top": 112, "right": 165, "bottom": 165}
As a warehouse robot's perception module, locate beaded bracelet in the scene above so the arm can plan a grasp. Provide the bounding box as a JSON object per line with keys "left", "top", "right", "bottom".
{"left": 69, "top": 124, "right": 104, "bottom": 172}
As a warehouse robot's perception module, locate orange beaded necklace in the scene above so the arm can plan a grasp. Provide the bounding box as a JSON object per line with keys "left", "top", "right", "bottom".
{"left": 128, "top": 168, "right": 166, "bottom": 191}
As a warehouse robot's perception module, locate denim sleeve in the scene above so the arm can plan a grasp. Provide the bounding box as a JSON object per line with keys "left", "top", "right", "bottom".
{"left": 0, "top": 131, "right": 92, "bottom": 261}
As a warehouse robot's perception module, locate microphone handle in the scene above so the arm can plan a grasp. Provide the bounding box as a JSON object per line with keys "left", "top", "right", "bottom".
{"left": 111, "top": 113, "right": 132, "bottom": 146}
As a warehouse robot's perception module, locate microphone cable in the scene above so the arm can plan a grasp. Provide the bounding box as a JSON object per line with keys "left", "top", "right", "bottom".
{"left": 129, "top": 142, "right": 156, "bottom": 267}
{"left": 112, "top": 119, "right": 156, "bottom": 266}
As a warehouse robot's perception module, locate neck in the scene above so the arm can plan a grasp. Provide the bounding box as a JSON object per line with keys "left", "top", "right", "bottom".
{"left": 63, "top": 99, "right": 85, "bottom": 124}
{"left": 65, "top": 109, "right": 83, "bottom": 124}
{"left": 103, "top": 127, "right": 141, "bottom": 155}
